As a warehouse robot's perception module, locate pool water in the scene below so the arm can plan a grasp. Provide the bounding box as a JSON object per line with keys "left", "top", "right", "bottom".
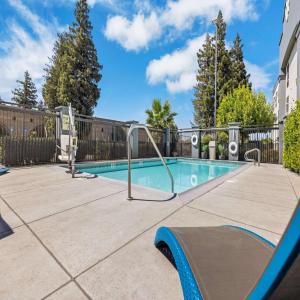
{"left": 78, "top": 159, "right": 243, "bottom": 193}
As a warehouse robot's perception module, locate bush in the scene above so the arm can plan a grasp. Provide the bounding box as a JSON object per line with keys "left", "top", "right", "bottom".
{"left": 217, "top": 86, "right": 275, "bottom": 127}
{"left": 217, "top": 131, "right": 228, "bottom": 144}
{"left": 202, "top": 134, "right": 212, "bottom": 144}
{"left": 283, "top": 100, "right": 300, "bottom": 173}
{"left": 217, "top": 143, "right": 225, "bottom": 155}
{"left": 202, "top": 144, "right": 208, "bottom": 153}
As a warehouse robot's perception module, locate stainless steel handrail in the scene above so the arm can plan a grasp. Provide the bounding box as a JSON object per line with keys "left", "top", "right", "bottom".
{"left": 244, "top": 148, "right": 261, "bottom": 166}
{"left": 127, "top": 124, "right": 175, "bottom": 199}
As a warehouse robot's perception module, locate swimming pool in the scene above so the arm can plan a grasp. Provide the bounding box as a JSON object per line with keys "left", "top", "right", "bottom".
{"left": 77, "top": 158, "right": 244, "bottom": 193}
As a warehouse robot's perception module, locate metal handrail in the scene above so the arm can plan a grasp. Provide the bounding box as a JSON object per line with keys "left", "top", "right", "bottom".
{"left": 244, "top": 148, "right": 261, "bottom": 166}
{"left": 127, "top": 124, "right": 175, "bottom": 199}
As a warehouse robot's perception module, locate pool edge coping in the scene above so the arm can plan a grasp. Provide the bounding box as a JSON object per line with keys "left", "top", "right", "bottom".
{"left": 73, "top": 158, "right": 250, "bottom": 202}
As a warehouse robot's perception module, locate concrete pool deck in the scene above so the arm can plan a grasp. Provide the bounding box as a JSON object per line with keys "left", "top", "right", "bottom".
{"left": 0, "top": 163, "right": 299, "bottom": 299}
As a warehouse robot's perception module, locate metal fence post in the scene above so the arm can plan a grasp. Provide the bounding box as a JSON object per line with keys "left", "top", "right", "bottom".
{"left": 164, "top": 128, "right": 170, "bottom": 157}
{"left": 278, "top": 121, "right": 284, "bottom": 164}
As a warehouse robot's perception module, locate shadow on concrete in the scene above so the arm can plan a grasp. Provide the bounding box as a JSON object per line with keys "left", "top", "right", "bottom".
{"left": 0, "top": 216, "right": 14, "bottom": 239}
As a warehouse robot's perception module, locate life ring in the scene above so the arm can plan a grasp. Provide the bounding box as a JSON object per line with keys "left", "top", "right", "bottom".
{"left": 191, "top": 174, "right": 198, "bottom": 186}
{"left": 229, "top": 141, "right": 238, "bottom": 155}
{"left": 191, "top": 133, "right": 198, "bottom": 146}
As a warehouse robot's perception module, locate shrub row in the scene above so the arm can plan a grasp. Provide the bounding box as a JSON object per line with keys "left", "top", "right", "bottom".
{"left": 283, "top": 100, "right": 300, "bottom": 173}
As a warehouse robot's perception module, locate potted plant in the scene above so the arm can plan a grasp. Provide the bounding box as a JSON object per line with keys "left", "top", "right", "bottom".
{"left": 201, "top": 144, "right": 209, "bottom": 159}
{"left": 217, "top": 144, "right": 225, "bottom": 160}
{"left": 201, "top": 134, "right": 212, "bottom": 159}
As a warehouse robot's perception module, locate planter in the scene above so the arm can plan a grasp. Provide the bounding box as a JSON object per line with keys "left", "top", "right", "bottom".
{"left": 201, "top": 152, "right": 208, "bottom": 159}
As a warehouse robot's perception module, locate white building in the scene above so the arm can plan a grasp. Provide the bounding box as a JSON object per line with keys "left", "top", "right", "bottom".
{"left": 272, "top": 82, "right": 279, "bottom": 123}
{"left": 273, "top": 0, "right": 300, "bottom": 121}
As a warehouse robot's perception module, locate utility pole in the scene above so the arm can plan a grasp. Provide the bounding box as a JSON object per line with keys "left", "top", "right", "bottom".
{"left": 213, "top": 18, "right": 218, "bottom": 128}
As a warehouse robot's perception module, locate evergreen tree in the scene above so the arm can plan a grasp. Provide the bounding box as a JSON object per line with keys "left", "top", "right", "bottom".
{"left": 43, "top": 0, "right": 102, "bottom": 115}
{"left": 228, "top": 34, "right": 251, "bottom": 91}
{"left": 193, "top": 34, "right": 215, "bottom": 128}
{"left": 12, "top": 71, "right": 38, "bottom": 108}
{"left": 69, "top": 0, "right": 102, "bottom": 115}
{"left": 43, "top": 33, "right": 72, "bottom": 110}
{"left": 214, "top": 11, "right": 231, "bottom": 105}
{"left": 37, "top": 100, "right": 45, "bottom": 111}
{"left": 193, "top": 11, "right": 252, "bottom": 128}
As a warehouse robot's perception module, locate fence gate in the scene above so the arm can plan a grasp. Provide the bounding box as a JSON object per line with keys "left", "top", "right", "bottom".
{"left": 239, "top": 126, "right": 280, "bottom": 164}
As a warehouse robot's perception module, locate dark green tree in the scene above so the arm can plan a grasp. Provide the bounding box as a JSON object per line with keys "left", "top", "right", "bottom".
{"left": 145, "top": 99, "right": 177, "bottom": 129}
{"left": 43, "top": 33, "right": 71, "bottom": 109}
{"left": 214, "top": 10, "right": 231, "bottom": 104}
{"left": 228, "top": 34, "right": 251, "bottom": 91}
{"left": 43, "top": 0, "right": 102, "bottom": 115}
{"left": 12, "top": 71, "right": 38, "bottom": 108}
{"left": 68, "top": 0, "right": 102, "bottom": 115}
{"left": 193, "top": 34, "right": 215, "bottom": 128}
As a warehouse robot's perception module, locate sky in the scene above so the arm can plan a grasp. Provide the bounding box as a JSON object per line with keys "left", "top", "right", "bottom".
{"left": 0, "top": 0, "right": 284, "bottom": 128}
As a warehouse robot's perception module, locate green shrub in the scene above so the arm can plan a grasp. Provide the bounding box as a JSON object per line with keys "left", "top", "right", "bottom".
{"left": 216, "top": 86, "right": 275, "bottom": 127}
{"left": 217, "top": 143, "right": 225, "bottom": 154}
{"left": 202, "top": 134, "right": 212, "bottom": 144}
{"left": 217, "top": 131, "right": 229, "bottom": 144}
{"left": 283, "top": 100, "right": 300, "bottom": 173}
{"left": 202, "top": 144, "right": 209, "bottom": 153}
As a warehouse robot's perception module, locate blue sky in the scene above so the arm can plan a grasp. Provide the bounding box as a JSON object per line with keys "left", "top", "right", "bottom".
{"left": 0, "top": 0, "right": 284, "bottom": 128}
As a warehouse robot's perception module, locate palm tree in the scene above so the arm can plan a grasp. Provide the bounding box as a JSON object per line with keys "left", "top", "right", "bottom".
{"left": 145, "top": 99, "right": 177, "bottom": 129}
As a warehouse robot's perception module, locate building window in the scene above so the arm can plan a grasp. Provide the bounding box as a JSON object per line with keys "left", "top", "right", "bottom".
{"left": 286, "top": 96, "right": 289, "bottom": 115}
{"left": 286, "top": 63, "right": 289, "bottom": 87}
{"left": 285, "top": 0, "right": 290, "bottom": 22}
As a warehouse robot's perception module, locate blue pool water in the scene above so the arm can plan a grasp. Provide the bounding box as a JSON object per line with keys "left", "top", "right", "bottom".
{"left": 78, "top": 159, "right": 243, "bottom": 193}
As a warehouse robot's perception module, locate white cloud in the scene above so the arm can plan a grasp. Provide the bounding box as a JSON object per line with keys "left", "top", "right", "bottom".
{"left": 104, "top": 0, "right": 258, "bottom": 51}
{"left": 245, "top": 60, "right": 271, "bottom": 91}
{"left": 0, "top": 0, "right": 60, "bottom": 100}
{"left": 146, "top": 35, "right": 271, "bottom": 94}
{"left": 87, "top": 0, "right": 114, "bottom": 6}
{"left": 104, "top": 12, "right": 161, "bottom": 51}
{"left": 161, "top": 0, "right": 258, "bottom": 30}
{"left": 146, "top": 34, "right": 207, "bottom": 93}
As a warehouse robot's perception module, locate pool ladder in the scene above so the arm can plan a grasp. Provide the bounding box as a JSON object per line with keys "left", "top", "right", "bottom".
{"left": 244, "top": 148, "right": 261, "bottom": 166}
{"left": 127, "top": 124, "right": 175, "bottom": 199}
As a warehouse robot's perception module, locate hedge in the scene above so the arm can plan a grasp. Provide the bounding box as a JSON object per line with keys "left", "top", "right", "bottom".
{"left": 283, "top": 100, "right": 300, "bottom": 173}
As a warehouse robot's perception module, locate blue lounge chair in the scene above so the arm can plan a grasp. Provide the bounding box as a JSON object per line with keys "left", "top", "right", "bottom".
{"left": 154, "top": 200, "right": 300, "bottom": 300}
{"left": 0, "top": 167, "right": 9, "bottom": 175}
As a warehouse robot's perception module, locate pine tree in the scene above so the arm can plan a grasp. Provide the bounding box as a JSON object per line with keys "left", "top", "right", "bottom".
{"left": 193, "top": 34, "right": 215, "bottom": 128}
{"left": 228, "top": 34, "right": 251, "bottom": 91}
{"left": 43, "top": 33, "right": 71, "bottom": 109}
{"left": 214, "top": 11, "right": 231, "bottom": 105}
{"left": 68, "top": 0, "right": 102, "bottom": 115}
{"left": 43, "top": 0, "right": 102, "bottom": 115}
{"left": 12, "top": 71, "right": 38, "bottom": 108}
{"left": 37, "top": 100, "right": 45, "bottom": 111}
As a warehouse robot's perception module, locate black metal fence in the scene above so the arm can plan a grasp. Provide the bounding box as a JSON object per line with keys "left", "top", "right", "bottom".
{"left": 138, "top": 128, "right": 165, "bottom": 158}
{"left": 239, "top": 126, "right": 280, "bottom": 163}
{"left": 0, "top": 102, "right": 56, "bottom": 166}
{"left": 74, "top": 114, "right": 129, "bottom": 162}
{"left": 0, "top": 102, "right": 131, "bottom": 166}
{"left": 172, "top": 128, "right": 230, "bottom": 160}
{"left": 0, "top": 102, "right": 281, "bottom": 166}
